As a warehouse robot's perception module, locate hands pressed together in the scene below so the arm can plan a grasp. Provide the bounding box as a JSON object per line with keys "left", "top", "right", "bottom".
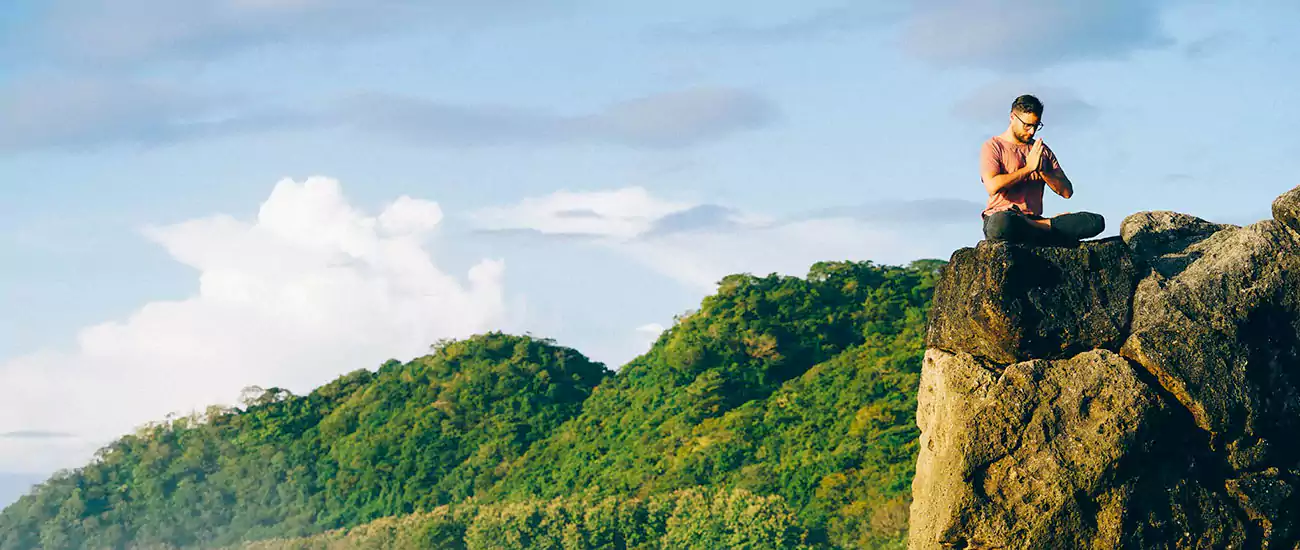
{"left": 1026, "top": 138, "right": 1046, "bottom": 173}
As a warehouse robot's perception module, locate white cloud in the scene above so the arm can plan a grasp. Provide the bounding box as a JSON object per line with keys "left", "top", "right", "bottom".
{"left": 379, "top": 196, "right": 445, "bottom": 235}
{"left": 623, "top": 217, "right": 955, "bottom": 293}
{"left": 471, "top": 186, "right": 696, "bottom": 239}
{"left": 475, "top": 187, "right": 976, "bottom": 294}
{"left": 0, "top": 176, "right": 509, "bottom": 473}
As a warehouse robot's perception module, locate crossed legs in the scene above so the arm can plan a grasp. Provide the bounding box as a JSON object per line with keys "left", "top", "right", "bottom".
{"left": 983, "top": 210, "right": 1105, "bottom": 245}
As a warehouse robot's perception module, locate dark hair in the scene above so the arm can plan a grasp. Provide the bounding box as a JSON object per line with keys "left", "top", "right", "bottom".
{"left": 1011, "top": 94, "right": 1043, "bottom": 116}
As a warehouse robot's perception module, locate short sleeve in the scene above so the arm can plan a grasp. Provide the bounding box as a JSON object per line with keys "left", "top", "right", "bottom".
{"left": 1043, "top": 143, "right": 1061, "bottom": 171}
{"left": 980, "top": 140, "right": 1002, "bottom": 180}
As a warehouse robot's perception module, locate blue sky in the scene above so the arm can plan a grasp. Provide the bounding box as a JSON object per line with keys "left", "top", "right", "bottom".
{"left": 2, "top": 0, "right": 1299, "bottom": 505}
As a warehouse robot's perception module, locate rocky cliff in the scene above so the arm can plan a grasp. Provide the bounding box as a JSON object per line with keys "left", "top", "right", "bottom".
{"left": 909, "top": 187, "right": 1300, "bottom": 549}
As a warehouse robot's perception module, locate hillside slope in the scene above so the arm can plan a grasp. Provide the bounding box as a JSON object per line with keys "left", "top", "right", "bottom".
{"left": 0, "top": 335, "right": 609, "bottom": 549}
{"left": 1, "top": 259, "right": 941, "bottom": 550}
{"left": 489, "top": 260, "right": 938, "bottom": 547}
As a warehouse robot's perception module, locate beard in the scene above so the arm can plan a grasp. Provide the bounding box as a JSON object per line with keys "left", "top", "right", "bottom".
{"left": 1012, "top": 130, "right": 1034, "bottom": 144}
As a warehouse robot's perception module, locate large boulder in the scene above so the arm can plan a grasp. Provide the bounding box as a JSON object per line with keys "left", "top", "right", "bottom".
{"left": 908, "top": 348, "right": 1243, "bottom": 549}
{"left": 1119, "top": 210, "right": 1235, "bottom": 269}
{"left": 1272, "top": 186, "right": 1300, "bottom": 235}
{"left": 1121, "top": 217, "right": 1300, "bottom": 465}
{"left": 912, "top": 186, "right": 1300, "bottom": 549}
{"left": 925, "top": 238, "right": 1140, "bottom": 364}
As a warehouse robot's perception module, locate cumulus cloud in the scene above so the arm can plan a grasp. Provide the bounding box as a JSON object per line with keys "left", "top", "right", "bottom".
{"left": 0, "top": 177, "right": 509, "bottom": 472}
{"left": 474, "top": 188, "right": 975, "bottom": 293}
{"left": 337, "top": 87, "right": 779, "bottom": 150}
{"left": 901, "top": 0, "right": 1174, "bottom": 72}
{"left": 0, "top": 75, "right": 312, "bottom": 153}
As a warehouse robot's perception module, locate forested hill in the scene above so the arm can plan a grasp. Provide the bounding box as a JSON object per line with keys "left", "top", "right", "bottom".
{"left": 0, "top": 259, "right": 943, "bottom": 550}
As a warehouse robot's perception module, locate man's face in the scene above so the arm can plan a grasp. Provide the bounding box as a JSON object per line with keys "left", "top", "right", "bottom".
{"left": 1010, "top": 111, "right": 1041, "bottom": 144}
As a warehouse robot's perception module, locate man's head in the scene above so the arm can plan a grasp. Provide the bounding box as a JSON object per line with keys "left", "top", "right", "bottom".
{"left": 1008, "top": 94, "right": 1043, "bottom": 144}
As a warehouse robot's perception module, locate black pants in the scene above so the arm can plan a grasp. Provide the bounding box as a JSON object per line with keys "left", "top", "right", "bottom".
{"left": 982, "top": 210, "right": 1105, "bottom": 245}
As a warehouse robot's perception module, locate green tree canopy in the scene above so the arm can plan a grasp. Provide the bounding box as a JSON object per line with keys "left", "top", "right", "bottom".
{"left": 1, "top": 258, "right": 945, "bottom": 550}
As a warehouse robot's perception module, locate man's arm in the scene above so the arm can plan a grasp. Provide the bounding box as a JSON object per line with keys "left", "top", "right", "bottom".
{"left": 1039, "top": 144, "right": 1073, "bottom": 198}
{"left": 1042, "top": 168, "right": 1073, "bottom": 199}
{"left": 983, "top": 165, "right": 1037, "bottom": 196}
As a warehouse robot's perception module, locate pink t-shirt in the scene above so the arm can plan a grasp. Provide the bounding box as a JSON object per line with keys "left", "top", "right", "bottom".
{"left": 980, "top": 136, "right": 1060, "bottom": 217}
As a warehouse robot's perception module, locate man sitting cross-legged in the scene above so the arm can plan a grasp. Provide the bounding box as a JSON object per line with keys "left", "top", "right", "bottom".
{"left": 980, "top": 94, "right": 1104, "bottom": 245}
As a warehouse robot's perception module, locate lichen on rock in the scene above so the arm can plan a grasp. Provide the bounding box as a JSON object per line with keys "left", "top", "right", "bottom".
{"left": 924, "top": 237, "right": 1140, "bottom": 365}
{"left": 910, "top": 186, "right": 1300, "bottom": 549}
{"left": 909, "top": 349, "right": 1243, "bottom": 549}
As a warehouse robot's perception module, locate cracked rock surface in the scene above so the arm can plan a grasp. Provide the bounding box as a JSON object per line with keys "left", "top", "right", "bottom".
{"left": 911, "top": 186, "right": 1300, "bottom": 549}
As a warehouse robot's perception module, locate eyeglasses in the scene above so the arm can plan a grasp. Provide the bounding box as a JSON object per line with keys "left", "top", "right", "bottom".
{"left": 1013, "top": 112, "right": 1043, "bottom": 131}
